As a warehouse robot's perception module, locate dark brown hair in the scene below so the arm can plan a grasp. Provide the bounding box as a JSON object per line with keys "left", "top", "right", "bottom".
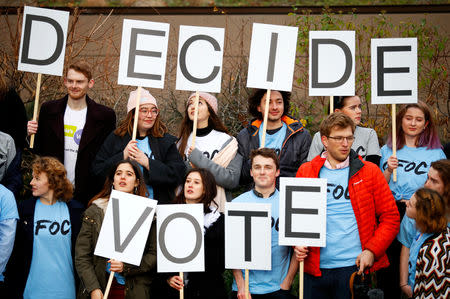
{"left": 174, "top": 168, "right": 217, "bottom": 213}
{"left": 177, "top": 99, "right": 229, "bottom": 158}
{"left": 114, "top": 109, "right": 167, "bottom": 138}
{"left": 430, "top": 159, "right": 450, "bottom": 209}
{"left": 248, "top": 89, "right": 291, "bottom": 120}
{"left": 67, "top": 60, "right": 92, "bottom": 81}
{"left": 32, "top": 156, "right": 73, "bottom": 202}
{"left": 387, "top": 101, "right": 441, "bottom": 150}
{"left": 250, "top": 148, "right": 280, "bottom": 170}
{"left": 88, "top": 160, "right": 147, "bottom": 207}
{"left": 414, "top": 188, "right": 447, "bottom": 233}
{"left": 319, "top": 112, "right": 356, "bottom": 137}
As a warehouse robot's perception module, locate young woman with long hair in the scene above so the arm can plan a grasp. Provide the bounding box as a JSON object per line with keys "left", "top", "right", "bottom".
{"left": 165, "top": 168, "right": 226, "bottom": 299}
{"left": 378, "top": 101, "right": 445, "bottom": 298}
{"left": 402, "top": 188, "right": 448, "bottom": 298}
{"left": 397, "top": 159, "right": 450, "bottom": 298}
{"left": 75, "top": 159, "right": 156, "bottom": 299}
{"left": 5, "top": 156, "right": 83, "bottom": 299}
{"left": 93, "top": 88, "right": 185, "bottom": 204}
{"left": 177, "top": 92, "right": 242, "bottom": 211}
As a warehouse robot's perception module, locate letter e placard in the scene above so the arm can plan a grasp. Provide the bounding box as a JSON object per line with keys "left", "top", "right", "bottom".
{"left": 225, "top": 202, "right": 271, "bottom": 270}
{"left": 279, "top": 177, "right": 327, "bottom": 247}
{"left": 247, "top": 23, "right": 298, "bottom": 92}
{"left": 94, "top": 190, "right": 157, "bottom": 266}
{"left": 118, "top": 19, "right": 170, "bottom": 88}
{"left": 157, "top": 204, "right": 205, "bottom": 272}
{"left": 309, "top": 31, "right": 355, "bottom": 96}
{"left": 18, "top": 6, "right": 69, "bottom": 76}
{"left": 371, "top": 38, "right": 417, "bottom": 104}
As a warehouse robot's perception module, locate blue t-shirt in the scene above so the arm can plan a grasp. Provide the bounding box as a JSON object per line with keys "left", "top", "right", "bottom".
{"left": 397, "top": 216, "right": 417, "bottom": 248}
{"left": 136, "top": 136, "right": 154, "bottom": 199}
{"left": 319, "top": 167, "right": 362, "bottom": 268}
{"left": 0, "top": 185, "right": 18, "bottom": 281}
{"left": 23, "top": 200, "right": 75, "bottom": 299}
{"left": 231, "top": 189, "right": 290, "bottom": 294}
{"left": 258, "top": 122, "right": 286, "bottom": 156}
{"left": 379, "top": 145, "right": 445, "bottom": 201}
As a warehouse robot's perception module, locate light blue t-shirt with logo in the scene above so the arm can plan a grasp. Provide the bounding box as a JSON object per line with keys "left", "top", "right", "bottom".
{"left": 258, "top": 122, "right": 287, "bottom": 156}
{"left": 136, "top": 136, "right": 154, "bottom": 199}
{"left": 319, "top": 166, "right": 362, "bottom": 268}
{"left": 23, "top": 200, "right": 75, "bottom": 299}
{"left": 232, "top": 189, "right": 291, "bottom": 294}
{"left": 0, "top": 184, "right": 19, "bottom": 281}
{"left": 380, "top": 145, "right": 446, "bottom": 201}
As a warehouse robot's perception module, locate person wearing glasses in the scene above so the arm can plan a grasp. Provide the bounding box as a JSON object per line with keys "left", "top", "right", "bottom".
{"left": 308, "top": 95, "right": 381, "bottom": 165}
{"left": 294, "top": 113, "right": 399, "bottom": 299}
{"left": 92, "top": 88, "right": 185, "bottom": 204}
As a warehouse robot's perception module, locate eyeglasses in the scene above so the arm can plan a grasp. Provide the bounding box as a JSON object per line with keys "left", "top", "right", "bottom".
{"left": 139, "top": 108, "right": 159, "bottom": 116}
{"left": 327, "top": 135, "right": 355, "bottom": 143}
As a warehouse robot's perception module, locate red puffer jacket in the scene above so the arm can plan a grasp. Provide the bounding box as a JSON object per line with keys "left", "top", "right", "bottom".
{"left": 296, "top": 150, "right": 400, "bottom": 277}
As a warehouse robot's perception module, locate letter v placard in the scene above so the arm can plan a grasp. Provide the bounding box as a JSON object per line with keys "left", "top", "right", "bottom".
{"left": 94, "top": 190, "right": 157, "bottom": 266}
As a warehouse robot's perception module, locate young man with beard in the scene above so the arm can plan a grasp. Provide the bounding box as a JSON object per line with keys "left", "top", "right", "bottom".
{"left": 237, "top": 89, "right": 311, "bottom": 189}
{"left": 232, "top": 148, "right": 298, "bottom": 299}
{"left": 294, "top": 113, "right": 399, "bottom": 298}
{"left": 27, "top": 61, "right": 116, "bottom": 206}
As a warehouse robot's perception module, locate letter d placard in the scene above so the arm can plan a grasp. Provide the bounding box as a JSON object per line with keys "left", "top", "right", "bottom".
{"left": 18, "top": 6, "right": 69, "bottom": 76}
{"left": 279, "top": 177, "right": 327, "bottom": 247}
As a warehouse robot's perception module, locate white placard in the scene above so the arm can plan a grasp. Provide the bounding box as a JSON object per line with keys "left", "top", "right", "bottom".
{"left": 18, "top": 6, "right": 69, "bottom": 76}
{"left": 94, "top": 190, "right": 157, "bottom": 266}
{"left": 279, "top": 177, "right": 327, "bottom": 247}
{"left": 118, "top": 19, "right": 170, "bottom": 88}
{"left": 225, "top": 202, "right": 271, "bottom": 270}
{"left": 175, "top": 25, "right": 225, "bottom": 93}
{"left": 371, "top": 38, "right": 418, "bottom": 104}
{"left": 247, "top": 23, "right": 298, "bottom": 92}
{"left": 309, "top": 31, "right": 355, "bottom": 96}
{"left": 157, "top": 204, "right": 204, "bottom": 272}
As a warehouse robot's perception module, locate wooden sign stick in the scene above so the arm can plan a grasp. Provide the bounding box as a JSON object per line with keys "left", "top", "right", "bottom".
{"left": 180, "top": 272, "right": 184, "bottom": 299}
{"left": 329, "top": 96, "right": 333, "bottom": 115}
{"left": 260, "top": 89, "right": 271, "bottom": 148}
{"left": 299, "top": 261, "right": 304, "bottom": 299}
{"left": 191, "top": 91, "right": 200, "bottom": 148}
{"left": 392, "top": 104, "right": 397, "bottom": 182}
{"left": 245, "top": 268, "right": 250, "bottom": 299}
{"left": 104, "top": 270, "right": 115, "bottom": 299}
{"left": 131, "top": 86, "right": 143, "bottom": 141}
{"left": 29, "top": 73, "right": 42, "bottom": 148}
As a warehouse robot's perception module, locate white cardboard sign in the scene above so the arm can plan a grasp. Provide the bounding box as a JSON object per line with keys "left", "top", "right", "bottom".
{"left": 175, "top": 25, "right": 225, "bottom": 93}
{"left": 371, "top": 38, "right": 418, "bottom": 104}
{"left": 309, "top": 31, "right": 355, "bottom": 96}
{"left": 157, "top": 204, "right": 205, "bottom": 273}
{"left": 279, "top": 177, "right": 327, "bottom": 247}
{"left": 225, "top": 202, "right": 271, "bottom": 270}
{"left": 247, "top": 23, "right": 298, "bottom": 92}
{"left": 94, "top": 190, "right": 157, "bottom": 266}
{"left": 118, "top": 19, "right": 170, "bottom": 88}
{"left": 18, "top": 6, "right": 69, "bottom": 76}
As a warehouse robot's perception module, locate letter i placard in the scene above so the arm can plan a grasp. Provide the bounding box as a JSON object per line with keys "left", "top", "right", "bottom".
{"left": 18, "top": 6, "right": 69, "bottom": 148}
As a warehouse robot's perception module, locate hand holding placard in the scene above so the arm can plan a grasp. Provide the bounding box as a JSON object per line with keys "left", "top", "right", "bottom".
{"left": 18, "top": 6, "right": 69, "bottom": 148}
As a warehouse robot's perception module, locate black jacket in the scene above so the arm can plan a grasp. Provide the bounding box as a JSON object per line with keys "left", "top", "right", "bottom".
{"left": 4, "top": 198, "right": 84, "bottom": 299}
{"left": 33, "top": 95, "right": 116, "bottom": 205}
{"left": 92, "top": 131, "right": 185, "bottom": 204}
{"left": 237, "top": 115, "right": 311, "bottom": 188}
